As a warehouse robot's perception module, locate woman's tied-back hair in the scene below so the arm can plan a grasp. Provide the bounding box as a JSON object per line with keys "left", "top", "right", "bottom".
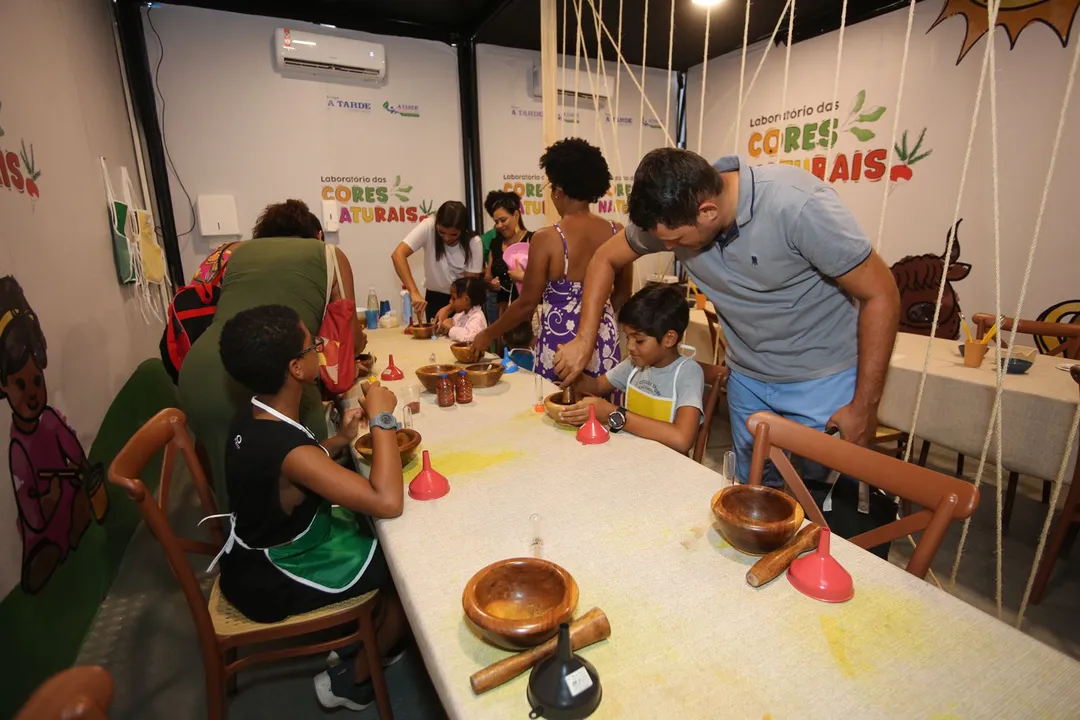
{"left": 0, "top": 276, "right": 47, "bottom": 388}
{"left": 251, "top": 199, "right": 323, "bottom": 239}
{"left": 219, "top": 305, "right": 307, "bottom": 395}
{"left": 539, "top": 138, "right": 611, "bottom": 203}
{"left": 628, "top": 148, "right": 724, "bottom": 231}
{"left": 484, "top": 191, "right": 526, "bottom": 230}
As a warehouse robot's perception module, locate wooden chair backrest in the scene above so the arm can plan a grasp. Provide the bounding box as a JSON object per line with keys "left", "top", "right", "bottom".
{"left": 972, "top": 313, "right": 1080, "bottom": 359}
{"left": 16, "top": 666, "right": 114, "bottom": 719}
{"left": 693, "top": 361, "right": 728, "bottom": 464}
{"left": 746, "top": 412, "right": 980, "bottom": 578}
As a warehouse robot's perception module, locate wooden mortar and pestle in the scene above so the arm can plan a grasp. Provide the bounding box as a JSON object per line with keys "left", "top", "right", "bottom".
{"left": 745, "top": 523, "right": 822, "bottom": 587}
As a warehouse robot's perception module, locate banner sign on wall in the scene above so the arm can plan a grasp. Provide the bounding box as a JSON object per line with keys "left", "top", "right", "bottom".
{"left": 0, "top": 101, "right": 43, "bottom": 202}
{"left": 321, "top": 175, "right": 434, "bottom": 225}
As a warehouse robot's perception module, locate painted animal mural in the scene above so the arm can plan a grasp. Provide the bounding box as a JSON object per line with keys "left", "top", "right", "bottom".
{"left": 890, "top": 220, "right": 972, "bottom": 340}
{"left": 1036, "top": 299, "right": 1080, "bottom": 359}
{"left": 0, "top": 276, "right": 108, "bottom": 594}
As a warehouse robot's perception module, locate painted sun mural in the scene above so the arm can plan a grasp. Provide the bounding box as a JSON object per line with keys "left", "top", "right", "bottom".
{"left": 930, "top": 0, "right": 1080, "bottom": 64}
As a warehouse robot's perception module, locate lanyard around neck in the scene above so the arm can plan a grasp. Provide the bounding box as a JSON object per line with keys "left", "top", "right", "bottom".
{"left": 251, "top": 398, "right": 316, "bottom": 441}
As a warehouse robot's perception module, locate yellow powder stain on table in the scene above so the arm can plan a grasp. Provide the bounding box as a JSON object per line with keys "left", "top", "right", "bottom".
{"left": 404, "top": 449, "right": 524, "bottom": 482}
{"left": 820, "top": 615, "right": 870, "bottom": 678}
{"left": 930, "top": 714, "right": 963, "bottom": 720}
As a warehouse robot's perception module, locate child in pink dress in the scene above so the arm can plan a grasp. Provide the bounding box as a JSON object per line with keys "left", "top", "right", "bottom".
{"left": 439, "top": 277, "right": 488, "bottom": 344}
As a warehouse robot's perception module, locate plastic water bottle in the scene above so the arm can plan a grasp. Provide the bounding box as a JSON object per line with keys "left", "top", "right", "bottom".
{"left": 400, "top": 284, "right": 412, "bottom": 326}
{"left": 366, "top": 288, "right": 379, "bottom": 330}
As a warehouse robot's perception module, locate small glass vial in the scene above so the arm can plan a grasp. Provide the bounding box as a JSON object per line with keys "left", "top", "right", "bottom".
{"left": 455, "top": 369, "right": 473, "bottom": 404}
{"left": 436, "top": 373, "right": 456, "bottom": 408}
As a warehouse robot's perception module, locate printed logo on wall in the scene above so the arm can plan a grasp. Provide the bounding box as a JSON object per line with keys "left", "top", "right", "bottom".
{"left": 930, "top": 0, "right": 1080, "bottom": 65}
{"left": 604, "top": 113, "right": 633, "bottom": 126}
{"left": 746, "top": 90, "right": 933, "bottom": 189}
{"left": 321, "top": 174, "right": 433, "bottom": 224}
{"left": 642, "top": 117, "right": 663, "bottom": 129}
{"left": 383, "top": 101, "right": 420, "bottom": 118}
{"left": 509, "top": 106, "right": 581, "bottom": 124}
{"left": 327, "top": 95, "right": 372, "bottom": 112}
{"left": 1035, "top": 299, "right": 1080, "bottom": 356}
{"left": 501, "top": 173, "right": 630, "bottom": 217}
{"left": 0, "top": 101, "right": 43, "bottom": 203}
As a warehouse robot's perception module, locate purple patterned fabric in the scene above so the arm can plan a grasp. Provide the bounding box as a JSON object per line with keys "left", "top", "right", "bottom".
{"left": 535, "top": 222, "right": 621, "bottom": 382}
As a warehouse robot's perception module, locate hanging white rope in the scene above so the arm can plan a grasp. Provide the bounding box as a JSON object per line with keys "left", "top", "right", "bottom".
{"left": 732, "top": 0, "right": 752, "bottom": 154}
{"left": 574, "top": 0, "right": 611, "bottom": 166}
{"left": 574, "top": 0, "right": 584, "bottom": 124}
{"left": 664, "top": 0, "right": 676, "bottom": 147}
{"left": 561, "top": 0, "right": 569, "bottom": 138}
{"left": 779, "top": 0, "right": 795, "bottom": 114}
{"left": 696, "top": 9, "right": 712, "bottom": 154}
{"left": 872, "top": 0, "right": 917, "bottom": 254}
{"left": 593, "top": 0, "right": 608, "bottom": 145}
{"left": 821, "top": 0, "right": 849, "bottom": 177}
{"left": 636, "top": 0, "right": 650, "bottom": 162}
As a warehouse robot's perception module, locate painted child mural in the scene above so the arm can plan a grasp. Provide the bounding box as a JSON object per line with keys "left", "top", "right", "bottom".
{"left": 0, "top": 276, "right": 107, "bottom": 594}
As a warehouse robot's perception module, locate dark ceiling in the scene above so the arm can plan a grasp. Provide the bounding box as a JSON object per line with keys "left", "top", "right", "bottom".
{"left": 146, "top": 0, "right": 924, "bottom": 72}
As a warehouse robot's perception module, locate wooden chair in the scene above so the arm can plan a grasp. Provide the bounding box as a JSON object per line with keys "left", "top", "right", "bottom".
{"left": 1029, "top": 366, "right": 1080, "bottom": 604}
{"left": 107, "top": 409, "right": 393, "bottom": 720}
{"left": 15, "top": 666, "right": 113, "bottom": 719}
{"left": 746, "top": 412, "right": 980, "bottom": 579}
{"left": 692, "top": 361, "right": 729, "bottom": 464}
{"left": 703, "top": 308, "right": 728, "bottom": 364}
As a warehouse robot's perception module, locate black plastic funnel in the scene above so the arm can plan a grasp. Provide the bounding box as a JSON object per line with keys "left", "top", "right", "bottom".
{"left": 527, "top": 623, "right": 602, "bottom": 719}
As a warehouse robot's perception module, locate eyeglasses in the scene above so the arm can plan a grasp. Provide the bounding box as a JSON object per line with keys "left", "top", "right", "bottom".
{"left": 296, "top": 336, "right": 326, "bottom": 359}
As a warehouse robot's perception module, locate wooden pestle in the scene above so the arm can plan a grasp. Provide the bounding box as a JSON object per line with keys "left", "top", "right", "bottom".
{"left": 745, "top": 524, "right": 822, "bottom": 588}
{"left": 469, "top": 608, "right": 611, "bottom": 695}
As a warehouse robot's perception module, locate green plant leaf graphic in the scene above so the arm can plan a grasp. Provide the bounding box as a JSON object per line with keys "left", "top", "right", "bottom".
{"left": 857, "top": 107, "right": 886, "bottom": 123}
{"left": 850, "top": 90, "right": 866, "bottom": 115}
{"left": 395, "top": 193, "right": 409, "bottom": 202}
{"left": 849, "top": 127, "right": 876, "bottom": 142}
{"left": 894, "top": 142, "right": 905, "bottom": 159}
{"left": 393, "top": 175, "right": 401, "bottom": 188}
{"left": 399, "top": 185, "right": 413, "bottom": 193}
{"left": 909, "top": 127, "right": 927, "bottom": 158}
{"left": 908, "top": 150, "right": 933, "bottom": 165}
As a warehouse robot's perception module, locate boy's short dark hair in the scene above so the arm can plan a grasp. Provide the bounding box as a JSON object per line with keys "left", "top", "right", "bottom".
{"left": 451, "top": 277, "right": 487, "bottom": 308}
{"left": 220, "top": 304, "right": 306, "bottom": 394}
{"left": 503, "top": 320, "right": 534, "bottom": 349}
{"left": 618, "top": 283, "right": 689, "bottom": 343}
{"left": 628, "top": 148, "right": 724, "bottom": 231}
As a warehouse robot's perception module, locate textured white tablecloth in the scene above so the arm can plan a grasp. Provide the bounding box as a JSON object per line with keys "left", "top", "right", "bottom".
{"left": 357, "top": 330, "right": 1080, "bottom": 720}
{"left": 879, "top": 333, "right": 1079, "bottom": 482}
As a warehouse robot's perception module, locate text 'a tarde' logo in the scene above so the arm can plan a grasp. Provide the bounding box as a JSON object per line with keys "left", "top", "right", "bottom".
{"left": 382, "top": 101, "right": 420, "bottom": 118}
{"left": 327, "top": 96, "right": 371, "bottom": 112}
{"left": 509, "top": 106, "right": 580, "bottom": 123}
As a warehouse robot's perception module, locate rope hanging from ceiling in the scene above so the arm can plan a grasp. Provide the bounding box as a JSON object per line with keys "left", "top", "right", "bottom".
{"left": 697, "top": 7, "right": 712, "bottom": 154}
{"left": 821, "top": 0, "right": 849, "bottom": 176}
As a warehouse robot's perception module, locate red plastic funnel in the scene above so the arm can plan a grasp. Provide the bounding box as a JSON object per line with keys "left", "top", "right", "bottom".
{"left": 787, "top": 528, "right": 853, "bottom": 603}
{"left": 409, "top": 451, "right": 449, "bottom": 500}
{"left": 576, "top": 404, "right": 610, "bottom": 445}
{"left": 381, "top": 354, "right": 405, "bottom": 381}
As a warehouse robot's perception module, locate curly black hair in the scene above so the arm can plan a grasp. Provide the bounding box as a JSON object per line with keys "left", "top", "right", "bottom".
{"left": 484, "top": 190, "right": 525, "bottom": 228}
{"left": 219, "top": 305, "right": 307, "bottom": 395}
{"left": 539, "top": 138, "right": 611, "bottom": 203}
{"left": 0, "top": 276, "right": 47, "bottom": 390}
{"left": 618, "top": 283, "right": 689, "bottom": 342}
{"left": 628, "top": 148, "right": 724, "bottom": 231}
{"left": 251, "top": 199, "right": 323, "bottom": 239}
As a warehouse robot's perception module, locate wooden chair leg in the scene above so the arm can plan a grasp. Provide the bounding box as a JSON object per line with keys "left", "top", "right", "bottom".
{"left": 224, "top": 648, "right": 238, "bottom": 695}
{"left": 918, "top": 440, "right": 931, "bottom": 467}
{"left": 1003, "top": 472, "right": 1020, "bottom": 534}
{"left": 1063, "top": 523, "right": 1080, "bottom": 558}
{"left": 205, "top": 653, "right": 227, "bottom": 720}
{"left": 359, "top": 606, "right": 394, "bottom": 719}
{"left": 1030, "top": 477, "right": 1080, "bottom": 604}
{"left": 956, "top": 454, "right": 966, "bottom": 478}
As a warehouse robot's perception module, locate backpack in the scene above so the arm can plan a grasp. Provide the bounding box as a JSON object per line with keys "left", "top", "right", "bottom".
{"left": 160, "top": 242, "right": 237, "bottom": 384}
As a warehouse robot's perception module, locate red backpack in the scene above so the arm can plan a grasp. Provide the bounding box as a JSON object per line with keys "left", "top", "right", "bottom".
{"left": 160, "top": 243, "right": 237, "bottom": 384}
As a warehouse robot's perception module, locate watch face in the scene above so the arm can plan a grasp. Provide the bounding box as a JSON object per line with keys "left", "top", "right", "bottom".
{"left": 609, "top": 410, "right": 626, "bottom": 431}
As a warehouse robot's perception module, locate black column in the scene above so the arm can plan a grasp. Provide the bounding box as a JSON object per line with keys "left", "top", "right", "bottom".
{"left": 114, "top": 1, "right": 186, "bottom": 288}
{"left": 676, "top": 71, "right": 688, "bottom": 150}
{"left": 456, "top": 38, "right": 484, "bottom": 232}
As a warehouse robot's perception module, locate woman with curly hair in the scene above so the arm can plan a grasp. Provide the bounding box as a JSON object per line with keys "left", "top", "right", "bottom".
{"left": 178, "top": 199, "right": 364, "bottom": 504}
{"left": 472, "top": 139, "right": 631, "bottom": 382}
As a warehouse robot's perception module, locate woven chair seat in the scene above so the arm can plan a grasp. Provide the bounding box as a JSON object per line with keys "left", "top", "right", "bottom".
{"left": 208, "top": 578, "right": 379, "bottom": 637}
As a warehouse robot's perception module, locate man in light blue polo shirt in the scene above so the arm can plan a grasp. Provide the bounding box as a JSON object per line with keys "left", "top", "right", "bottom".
{"left": 553, "top": 148, "right": 899, "bottom": 483}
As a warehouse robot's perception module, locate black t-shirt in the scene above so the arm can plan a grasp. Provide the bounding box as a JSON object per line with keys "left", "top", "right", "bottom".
{"left": 489, "top": 231, "right": 533, "bottom": 300}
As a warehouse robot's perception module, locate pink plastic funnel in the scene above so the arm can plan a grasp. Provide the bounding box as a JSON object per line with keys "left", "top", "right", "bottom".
{"left": 576, "top": 404, "right": 610, "bottom": 445}
{"left": 381, "top": 354, "right": 405, "bottom": 381}
{"left": 787, "top": 528, "right": 853, "bottom": 603}
{"left": 409, "top": 451, "right": 449, "bottom": 500}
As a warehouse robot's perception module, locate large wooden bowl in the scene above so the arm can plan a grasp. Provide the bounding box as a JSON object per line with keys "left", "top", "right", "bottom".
{"left": 415, "top": 364, "right": 458, "bottom": 393}
{"left": 465, "top": 362, "right": 504, "bottom": 388}
{"left": 711, "top": 485, "right": 804, "bottom": 555}
{"left": 462, "top": 558, "right": 579, "bottom": 650}
{"left": 354, "top": 428, "right": 422, "bottom": 467}
{"left": 411, "top": 323, "right": 436, "bottom": 339}
{"left": 451, "top": 342, "right": 483, "bottom": 364}
{"left": 543, "top": 392, "right": 580, "bottom": 426}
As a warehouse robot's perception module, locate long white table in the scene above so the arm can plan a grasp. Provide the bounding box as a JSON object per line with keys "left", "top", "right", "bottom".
{"left": 359, "top": 329, "right": 1080, "bottom": 719}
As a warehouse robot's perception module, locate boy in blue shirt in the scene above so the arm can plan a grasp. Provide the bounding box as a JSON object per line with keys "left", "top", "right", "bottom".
{"left": 562, "top": 284, "right": 704, "bottom": 453}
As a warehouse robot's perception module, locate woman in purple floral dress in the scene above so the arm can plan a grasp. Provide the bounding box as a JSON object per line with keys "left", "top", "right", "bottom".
{"left": 472, "top": 138, "right": 633, "bottom": 382}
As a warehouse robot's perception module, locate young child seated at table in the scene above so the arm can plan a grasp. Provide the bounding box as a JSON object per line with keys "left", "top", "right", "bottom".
{"left": 438, "top": 277, "right": 488, "bottom": 343}
{"left": 504, "top": 319, "right": 536, "bottom": 372}
{"left": 562, "top": 284, "right": 703, "bottom": 453}
{"left": 216, "top": 304, "right": 407, "bottom": 712}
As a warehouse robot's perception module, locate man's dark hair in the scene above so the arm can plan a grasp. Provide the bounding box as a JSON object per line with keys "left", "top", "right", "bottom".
{"left": 220, "top": 305, "right": 306, "bottom": 394}
{"left": 627, "top": 148, "right": 723, "bottom": 231}
{"left": 618, "top": 283, "right": 690, "bottom": 343}
{"left": 451, "top": 277, "right": 487, "bottom": 308}
{"left": 251, "top": 199, "right": 323, "bottom": 239}
{"left": 484, "top": 191, "right": 525, "bottom": 230}
{"left": 539, "top": 138, "right": 611, "bottom": 203}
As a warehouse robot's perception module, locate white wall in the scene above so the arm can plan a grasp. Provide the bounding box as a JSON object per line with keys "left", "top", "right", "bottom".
{"left": 477, "top": 45, "right": 678, "bottom": 286}
{"left": 685, "top": 4, "right": 1080, "bottom": 328}
{"left": 142, "top": 5, "right": 465, "bottom": 305}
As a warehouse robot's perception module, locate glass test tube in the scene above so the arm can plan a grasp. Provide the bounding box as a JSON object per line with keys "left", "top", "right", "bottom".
{"left": 530, "top": 513, "right": 543, "bottom": 558}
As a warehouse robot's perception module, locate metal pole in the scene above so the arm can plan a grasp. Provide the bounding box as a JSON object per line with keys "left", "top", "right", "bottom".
{"left": 456, "top": 38, "right": 484, "bottom": 231}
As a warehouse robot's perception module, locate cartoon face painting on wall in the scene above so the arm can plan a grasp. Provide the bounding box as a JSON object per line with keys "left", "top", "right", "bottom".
{"left": 0, "top": 276, "right": 108, "bottom": 594}
{"left": 890, "top": 220, "right": 972, "bottom": 340}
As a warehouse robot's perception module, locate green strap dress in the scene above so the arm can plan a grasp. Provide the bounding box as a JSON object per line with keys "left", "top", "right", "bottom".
{"left": 178, "top": 237, "right": 328, "bottom": 507}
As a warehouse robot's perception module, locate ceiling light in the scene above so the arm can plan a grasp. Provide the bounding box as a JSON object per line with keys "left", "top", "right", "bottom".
{"left": 691, "top": 0, "right": 724, "bottom": 6}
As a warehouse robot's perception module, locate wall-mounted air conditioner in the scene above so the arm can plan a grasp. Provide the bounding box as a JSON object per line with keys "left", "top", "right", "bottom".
{"left": 273, "top": 28, "right": 386, "bottom": 83}
{"left": 530, "top": 62, "right": 609, "bottom": 108}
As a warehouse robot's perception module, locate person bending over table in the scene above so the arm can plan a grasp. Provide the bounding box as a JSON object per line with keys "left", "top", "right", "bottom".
{"left": 391, "top": 201, "right": 482, "bottom": 321}
{"left": 554, "top": 149, "right": 899, "bottom": 485}
{"left": 216, "top": 304, "right": 407, "bottom": 712}
{"left": 471, "top": 138, "right": 633, "bottom": 382}
{"left": 563, "top": 283, "right": 704, "bottom": 454}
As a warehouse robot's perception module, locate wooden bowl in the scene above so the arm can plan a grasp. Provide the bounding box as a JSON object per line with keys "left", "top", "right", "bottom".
{"left": 465, "top": 362, "right": 504, "bottom": 388}
{"left": 415, "top": 364, "right": 458, "bottom": 393}
{"left": 711, "top": 485, "right": 804, "bottom": 555}
{"left": 462, "top": 558, "right": 579, "bottom": 650}
{"left": 354, "top": 428, "right": 422, "bottom": 467}
{"left": 543, "top": 392, "right": 580, "bottom": 426}
{"left": 411, "top": 323, "right": 436, "bottom": 339}
{"left": 451, "top": 343, "right": 482, "bottom": 364}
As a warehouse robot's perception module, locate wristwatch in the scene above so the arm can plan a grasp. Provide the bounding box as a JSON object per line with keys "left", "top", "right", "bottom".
{"left": 608, "top": 407, "right": 628, "bottom": 434}
{"left": 370, "top": 412, "right": 400, "bottom": 431}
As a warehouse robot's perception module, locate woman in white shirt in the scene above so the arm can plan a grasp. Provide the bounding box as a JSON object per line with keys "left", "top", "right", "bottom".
{"left": 391, "top": 201, "right": 483, "bottom": 320}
